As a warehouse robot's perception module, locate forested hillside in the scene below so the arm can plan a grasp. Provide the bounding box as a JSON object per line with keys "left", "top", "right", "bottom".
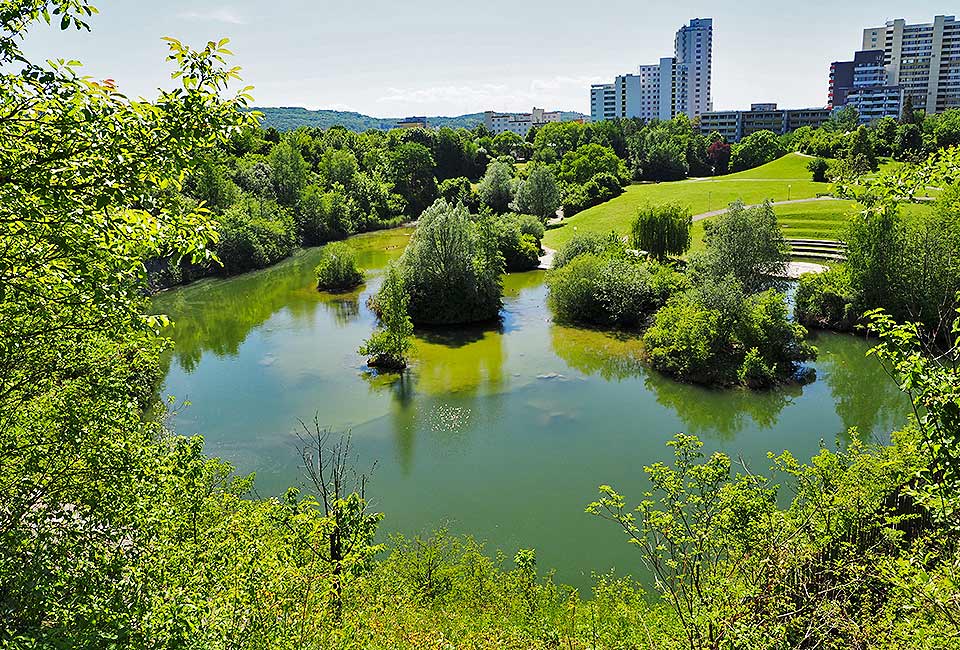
{"left": 253, "top": 106, "right": 588, "bottom": 132}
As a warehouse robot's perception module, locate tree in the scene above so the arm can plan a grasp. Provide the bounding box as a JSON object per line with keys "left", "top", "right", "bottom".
{"left": 808, "top": 157, "right": 830, "bottom": 183}
{"left": 514, "top": 164, "right": 560, "bottom": 220}
{"left": 269, "top": 140, "right": 310, "bottom": 207}
{"left": 847, "top": 125, "right": 878, "bottom": 174}
{"left": 630, "top": 204, "right": 692, "bottom": 260}
{"left": 492, "top": 131, "right": 529, "bottom": 160}
{"left": 314, "top": 242, "right": 364, "bottom": 292}
{"left": 319, "top": 148, "right": 359, "bottom": 188}
{"left": 388, "top": 142, "right": 438, "bottom": 217}
{"left": 359, "top": 265, "right": 413, "bottom": 369}
{"left": 558, "top": 143, "right": 628, "bottom": 185}
{"left": 0, "top": 3, "right": 255, "bottom": 641}
{"left": 477, "top": 159, "right": 515, "bottom": 213}
{"left": 706, "top": 140, "right": 731, "bottom": 176}
{"left": 398, "top": 199, "right": 503, "bottom": 325}
{"left": 691, "top": 201, "right": 789, "bottom": 294}
{"left": 900, "top": 94, "right": 919, "bottom": 125}
{"left": 729, "top": 130, "right": 785, "bottom": 172}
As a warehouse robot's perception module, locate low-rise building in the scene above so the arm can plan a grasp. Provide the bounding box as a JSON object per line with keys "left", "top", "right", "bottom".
{"left": 395, "top": 116, "right": 428, "bottom": 129}
{"left": 698, "top": 104, "right": 832, "bottom": 142}
{"left": 483, "top": 107, "right": 562, "bottom": 136}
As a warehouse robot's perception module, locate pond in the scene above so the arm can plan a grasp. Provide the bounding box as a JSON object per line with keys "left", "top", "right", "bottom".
{"left": 152, "top": 227, "right": 910, "bottom": 590}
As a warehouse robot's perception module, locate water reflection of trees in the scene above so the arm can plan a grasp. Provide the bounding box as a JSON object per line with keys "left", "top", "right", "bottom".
{"left": 644, "top": 370, "right": 798, "bottom": 439}
{"left": 550, "top": 325, "right": 647, "bottom": 381}
{"left": 812, "top": 333, "right": 909, "bottom": 440}
{"left": 154, "top": 249, "right": 327, "bottom": 372}
{"left": 362, "top": 322, "right": 507, "bottom": 474}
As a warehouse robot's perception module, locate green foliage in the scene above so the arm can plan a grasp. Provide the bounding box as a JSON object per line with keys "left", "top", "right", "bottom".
{"left": 807, "top": 156, "right": 830, "bottom": 182}
{"left": 477, "top": 159, "right": 515, "bottom": 214}
{"left": 297, "top": 183, "right": 355, "bottom": 244}
{"left": 691, "top": 200, "right": 789, "bottom": 294}
{"left": 551, "top": 231, "right": 617, "bottom": 269}
{"left": 548, "top": 253, "right": 682, "bottom": 328}
{"left": 268, "top": 139, "right": 310, "bottom": 207}
{"left": 514, "top": 164, "right": 560, "bottom": 220}
{"left": 438, "top": 175, "right": 477, "bottom": 210}
{"left": 314, "top": 242, "right": 364, "bottom": 291}
{"left": 644, "top": 286, "right": 815, "bottom": 387}
{"left": 360, "top": 265, "right": 413, "bottom": 369}
{"left": 730, "top": 130, "right": 785, "bottom": 172}
{"left": 794, "top": 264, "right": 860, "bottom": 331}
{"left": 491, "top": 213, "right": 544, "bottom": 272}
{"left": 630, "top": 204, "right": 692, "bottom": 260}
{"left": 561, "top": 171, "right": 626, "bottom": 217}
{"left": 396, "top": 199, "right": 504, "bottom": 325}
{"left": 388, "top": 141, "right": 439, "bottom": 217}
{"left": 558, "top": 143, "right": 628, "bottom": 185}
{"left": 216, "top": 197, "right": 298, "bottom": 274}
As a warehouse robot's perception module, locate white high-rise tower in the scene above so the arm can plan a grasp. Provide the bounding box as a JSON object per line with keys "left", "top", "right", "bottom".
{"left": 674, "top": 18, "right": 713, "bottom": 119}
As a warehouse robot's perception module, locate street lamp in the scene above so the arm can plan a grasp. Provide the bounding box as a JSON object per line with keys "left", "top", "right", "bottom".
{"left": 788, "top": 184, "right": 792, "bottom": 202}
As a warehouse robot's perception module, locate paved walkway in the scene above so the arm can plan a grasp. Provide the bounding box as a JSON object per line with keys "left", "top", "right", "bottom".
{"left": 691, "top": 196, "right": 844, "bottom": 222}
{"left": 783, "top": 261, "right": 826, "bottom": 279}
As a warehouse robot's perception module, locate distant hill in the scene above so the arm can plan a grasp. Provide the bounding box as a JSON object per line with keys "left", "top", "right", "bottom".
{"left": 251, "top": 107, "right": 588, "bottom": 132}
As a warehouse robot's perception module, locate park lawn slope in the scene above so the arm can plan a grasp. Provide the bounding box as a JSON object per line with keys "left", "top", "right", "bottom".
{"left": 544, "top": 153, "right": 830, "bottom": 249}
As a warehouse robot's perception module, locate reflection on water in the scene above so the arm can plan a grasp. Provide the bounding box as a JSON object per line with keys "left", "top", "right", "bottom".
{"left": 151, "top": 226, "right": 911, "bottom": 590}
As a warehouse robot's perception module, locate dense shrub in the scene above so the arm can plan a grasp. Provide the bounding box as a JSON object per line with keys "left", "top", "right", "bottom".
{"left": 562, "top": 171, "right": 626, "bottom": 217}
{"left": 397, "top": 199, "right": 503, "bottom": 325}
{"left": 438, "top": 176, "right": 477, "bottom": 210}
{"left": 808, "top": 157, "right": 829, "bottom": 183}
{"left": 359, "top": 265, "right": 413, "bottom": 369}
{"left": 314, "top": 242, "right": 364, "bottom": 291}
{"left": 794, "top": 265, "right": 860, "bottom": 331}
{"left": 630, "top": 204, "right": 692, "bottom": 260}
{"left": 492, "top": 213, "right": 544, "bottom": 272}
{"left": 552, "top": 232, "right": 617, "bottom": 269}
{"left": 644, "top": 287, "right": 815, "bottom": 388}
{"left": 216, "top": 198, "right": 298, "bottom": 274}
{"left": 548, "top": 253, "right": 683, "bottom": 328}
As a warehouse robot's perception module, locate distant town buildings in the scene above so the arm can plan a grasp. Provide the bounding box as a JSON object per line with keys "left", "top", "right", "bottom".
{"left": 590, "top": 18, "right": 712, "bottom": 123}
{"left": 483, "top": 107, "right": 563, "bottom": 136}
{"left": 698, "top": 104, "right": 831, "bottom": 142}
{"left": 395, "top": 116, "right": 429, "bottom": 129}
{"left": 829, "top": 15, "right": 959, "bottom": 123}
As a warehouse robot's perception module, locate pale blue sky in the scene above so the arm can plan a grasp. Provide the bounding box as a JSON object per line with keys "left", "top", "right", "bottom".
{"left": 20, "top": 1, "right": 953, "bottom": 116}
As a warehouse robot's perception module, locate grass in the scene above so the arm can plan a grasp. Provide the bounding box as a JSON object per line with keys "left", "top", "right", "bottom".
{"left": 544, "top": 153, "right": 829, "bottom": 249}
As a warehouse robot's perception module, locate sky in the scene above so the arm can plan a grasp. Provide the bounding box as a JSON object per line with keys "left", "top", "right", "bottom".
{"left": 19, "top": 1, "right": 954, "bottom": 117}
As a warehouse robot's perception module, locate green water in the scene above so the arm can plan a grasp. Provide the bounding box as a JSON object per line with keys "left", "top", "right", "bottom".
{"left": 153, "top": 228, "right": 909, "bottom": 590}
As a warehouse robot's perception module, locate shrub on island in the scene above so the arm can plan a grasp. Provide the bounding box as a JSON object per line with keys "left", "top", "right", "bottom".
{"left": 395, "top": 199, "right": 504, "bottom": 325}
{"left": 314, "top": 241, "right": 364, "bottom": 291}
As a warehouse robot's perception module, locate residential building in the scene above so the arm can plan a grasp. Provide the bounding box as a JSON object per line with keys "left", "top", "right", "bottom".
{"left": 396, "top": 116, "right": 428, "bottom": 129}
{"left": 698, "top": 104, "right": 831, "bottom": 142}
{"left": 861, "top": 15, "right": 960, "bottom": 114}
{"left": 589, "top": 17, "right": 710, "bottom": 122}
{"left": 674, "top": 18, "right": 713, "bottom": 118}
{"left": 829, "top": 49, "right": 902, "bottom": 123}
{"left": 483, "top": 107, "right": 562, "bottom": 137}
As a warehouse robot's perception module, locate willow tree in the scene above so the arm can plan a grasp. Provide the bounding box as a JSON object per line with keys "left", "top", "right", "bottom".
{"left": 630, "top": 204, "right": 693, "bottom": 261}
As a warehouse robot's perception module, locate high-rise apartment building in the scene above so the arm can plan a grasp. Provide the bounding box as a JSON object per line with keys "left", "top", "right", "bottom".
{"left": 829, "top": 49, "right": 903, "bottom": 123}
{"left": 674, "top": 18, "right": 713, "bottom": 118}
{"left": 589, "top": 18, "right": 710, "bottom": 122}
{"left": 861, "top": 15, "right": 960, "bottom": 114}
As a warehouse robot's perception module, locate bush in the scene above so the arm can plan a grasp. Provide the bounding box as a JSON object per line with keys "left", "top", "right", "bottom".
{"left": 794, "top": 265, "right": 860, "bottom": 331}
{"left": 314, "top": 242, "right": 364, "bottom": 292}
{"left": 398, "top": 199, "right": 504, "bottom": 325}
{"left": 552, "top": 232, "right": 617, "bottom": 269}
{"left": 492, "top": 213, "right": 544, "bottom": 272}
{"left": 548, "top": 253, "right": 682, "bottom": 328}
{"left": 561, "top": 172, "right": 626, "bottom": 217}
{"left": 216, "top": 198, "right": 298, "bottom": 275}
{"left": 630, "top": 204, "right": 692, "bottom": 260}
{"left": 644, "top": 287, "right": 816, "bottom": 388}
{"left": 359, "top": 265, "right": 413, "bottom": 369}
{"left": 808, "top": 157, "right": 830, "bottom": 183}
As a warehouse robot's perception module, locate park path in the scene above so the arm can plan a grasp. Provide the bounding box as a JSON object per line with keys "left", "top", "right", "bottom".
{"left": 691, "top": 196, "right": 844, "bottom": 222}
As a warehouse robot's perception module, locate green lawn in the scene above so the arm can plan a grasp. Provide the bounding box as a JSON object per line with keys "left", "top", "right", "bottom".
{"left": 544, "top": 153, "right": 829, "bottom": 249}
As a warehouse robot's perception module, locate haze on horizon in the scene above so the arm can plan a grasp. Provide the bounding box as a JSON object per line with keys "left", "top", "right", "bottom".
{"left": 20, "top": 0, "right": 952, "bottom": 117}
